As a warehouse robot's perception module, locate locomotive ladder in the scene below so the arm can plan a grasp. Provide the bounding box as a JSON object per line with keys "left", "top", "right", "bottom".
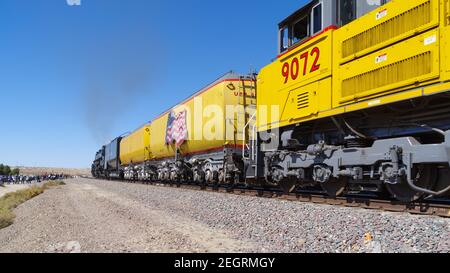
{"left": 241, "top": 74, "right": 258, "bottom": 179}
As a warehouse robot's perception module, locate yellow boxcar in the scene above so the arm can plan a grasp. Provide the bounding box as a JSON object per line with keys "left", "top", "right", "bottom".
{"left": 119, "top": 124, "right": 151, "bottom": 166}
{"left": 150, "top": 73, "right": 256, "bottom": 160}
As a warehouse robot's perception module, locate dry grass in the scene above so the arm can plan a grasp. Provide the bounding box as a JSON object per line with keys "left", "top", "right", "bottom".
{"left": 0, "top": 181, "right": 65, "bottom": 229}
{"left": 42, "top": 180, "right": 66, "bottom": 189}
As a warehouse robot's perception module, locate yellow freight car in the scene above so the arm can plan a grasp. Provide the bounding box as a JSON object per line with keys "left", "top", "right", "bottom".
{"left": 120, "top": 124, "right": 151, "bottom": 166}
{"left": 116, "top": 72, "right": 256, "bottom": 183}
{"left": 150, "top": 73, "right": 256, "bottom": 161}
{"left": 119, "top": 124, "right": 151, "bottom": 180}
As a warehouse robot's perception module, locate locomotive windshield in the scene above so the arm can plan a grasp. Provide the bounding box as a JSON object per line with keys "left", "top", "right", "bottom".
{"left": 279, "top": 1, "right": 320, "bottom": 53}
{"left": 292, "top": 16, "right": 309, "bottom": 45}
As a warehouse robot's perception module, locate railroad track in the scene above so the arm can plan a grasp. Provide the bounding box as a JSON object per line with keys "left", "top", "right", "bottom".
{"left": 87, "top": 177, "right": 450, "bottom": 218}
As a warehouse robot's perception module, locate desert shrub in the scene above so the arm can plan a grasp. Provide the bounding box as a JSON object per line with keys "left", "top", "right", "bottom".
{"left": 0, "top": 182, "right": 64, "bottom": 229}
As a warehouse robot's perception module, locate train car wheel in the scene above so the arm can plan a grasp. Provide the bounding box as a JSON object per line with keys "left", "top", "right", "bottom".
{"left": 279, "top": 180, "right": 297, "bottom": 193}
{"left": 386, "top": 165, "right": 437, "bottom": 203}
{"left": 321, "top": 177, "right": 348, "bottom": 198}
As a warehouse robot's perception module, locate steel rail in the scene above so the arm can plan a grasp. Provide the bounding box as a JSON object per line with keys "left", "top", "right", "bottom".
{"left": 87, "top": 177, "right": 450, "bottom": 218}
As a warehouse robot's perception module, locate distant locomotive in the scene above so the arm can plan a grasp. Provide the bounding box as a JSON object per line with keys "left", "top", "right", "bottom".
{"left": 93, "top": 0, "right": 450, "bottom": 202}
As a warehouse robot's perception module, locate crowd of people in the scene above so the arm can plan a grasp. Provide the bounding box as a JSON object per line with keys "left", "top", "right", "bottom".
{"left": 0, "top": 174, "right": 70, "bottom": 185}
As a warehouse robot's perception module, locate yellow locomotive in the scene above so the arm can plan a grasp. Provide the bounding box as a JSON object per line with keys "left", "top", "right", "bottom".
{"left": 258, "top": 0, "right": 449, "bottom": 130}
{"left": 93, "top": 0, "right": 450, "bottom": 202}
{"left": 256, "top": 0, "right": 450, "bottom": 201}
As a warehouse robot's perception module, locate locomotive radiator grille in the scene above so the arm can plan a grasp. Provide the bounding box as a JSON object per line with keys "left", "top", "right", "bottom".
{"left": 297, "top": 92, "right": 309, "bottom": 110}
{"left": 341, "top": 52, "right": 432, "bottom": 98}
{"left": 446, "top": 0, "right": 450, "bottom": 25}
{"left": 342, "top": 1, "right": 432, "bottom": 59}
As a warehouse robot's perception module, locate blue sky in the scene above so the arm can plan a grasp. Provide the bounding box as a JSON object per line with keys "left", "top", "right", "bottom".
{"left": 0, "top": 0, "right": 307, "bottom": 168}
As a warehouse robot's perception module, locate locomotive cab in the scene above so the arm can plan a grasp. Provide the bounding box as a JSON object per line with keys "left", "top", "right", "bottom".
{"left": 279, "top": 0, "right": 390, "bottom": 54}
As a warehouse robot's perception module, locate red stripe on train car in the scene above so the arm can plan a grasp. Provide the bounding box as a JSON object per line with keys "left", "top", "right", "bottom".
{"left": 152, "top": 78, "right": 254, "bottom": 121}
{"left": 149, "top": 144, "right": 245, "bottom": 162}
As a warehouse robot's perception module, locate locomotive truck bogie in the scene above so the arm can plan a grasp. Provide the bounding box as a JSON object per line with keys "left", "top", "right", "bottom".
{"left": 261, "top": 128, "right": 450, "bottom": 200}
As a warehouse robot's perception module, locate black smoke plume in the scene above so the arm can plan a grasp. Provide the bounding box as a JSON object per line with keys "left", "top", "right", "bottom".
{"left": 83, "top": 31, "right": 165, "bottom": 144}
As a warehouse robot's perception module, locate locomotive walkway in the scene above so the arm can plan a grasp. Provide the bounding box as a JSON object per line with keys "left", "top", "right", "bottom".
{"left": 0, "top": 178, "right": 448, "bottom": 253}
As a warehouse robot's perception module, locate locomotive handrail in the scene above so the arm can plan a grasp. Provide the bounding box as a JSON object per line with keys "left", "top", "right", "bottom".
{"left": 445, "top": 0, "right": 450, "bottom": 25}
{"left": 242, "top": 112, "right": 257, "bottom": 161}
{"left": 251, "top": 123, "right": 257, "bottom": 162}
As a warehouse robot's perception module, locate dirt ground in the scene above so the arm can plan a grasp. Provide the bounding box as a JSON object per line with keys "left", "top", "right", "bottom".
{"left": 0, "top": 178, "right": 448, "bottom": 253}
{"left": 0, "top": 178, "right": 252, "bottom": 253}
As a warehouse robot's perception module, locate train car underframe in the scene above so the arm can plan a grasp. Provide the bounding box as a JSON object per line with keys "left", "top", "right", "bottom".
{"left": 121, "top": 147, "right": 245, "bottom": 186}
{"left": 94, "top": 93, "right": 450, "bottom": 203}
{"left": 259, "top": 93, "right": 450, "bottom": 202}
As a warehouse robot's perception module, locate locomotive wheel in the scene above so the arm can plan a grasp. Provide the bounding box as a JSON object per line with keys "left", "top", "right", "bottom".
{"left": 205, "top": 170, "right": 213, "bottom": 184}
{"left": 279, "top": 180, "right": 297, "bottom": 193}
{"left": 386, "top": 165, "right": 437, "bottom": 203}
{"left": 321, "top": 177, "right": 348, "bottom": 197}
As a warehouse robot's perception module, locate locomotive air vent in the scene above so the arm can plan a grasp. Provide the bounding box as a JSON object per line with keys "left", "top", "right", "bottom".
{"left": 342, "top": 1, "right": 432, "bottom": 58}
{"left": 342, "top": 52, "right": 432, "bottom": 98}
{"left": 297, "top": 92, "right": 309, "bottom": 110}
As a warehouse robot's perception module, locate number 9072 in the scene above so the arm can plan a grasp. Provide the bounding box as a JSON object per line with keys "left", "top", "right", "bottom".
{"left": 281, "top": 47, "right": 321, "bottom": 84}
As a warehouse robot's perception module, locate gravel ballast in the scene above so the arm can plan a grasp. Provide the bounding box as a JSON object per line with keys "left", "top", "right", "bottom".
{"left": 0, "top": 178, "right": 448, "bottom": 253}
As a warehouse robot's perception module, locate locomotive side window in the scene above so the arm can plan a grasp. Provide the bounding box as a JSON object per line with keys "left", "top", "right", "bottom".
{"left": 312, "top": 3, "right": 322, "bottom": 34}
{"left": 280, "top": 27, "right": 289, "bottom": 53}
{"left": 338, "top": 0, "right": 357, "bottom": 26}
{"left": 338, "top": 0, "right": 390, "bottom": 26}
{"left": 292, "top": 16, "right": 309, "bottom": 45}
